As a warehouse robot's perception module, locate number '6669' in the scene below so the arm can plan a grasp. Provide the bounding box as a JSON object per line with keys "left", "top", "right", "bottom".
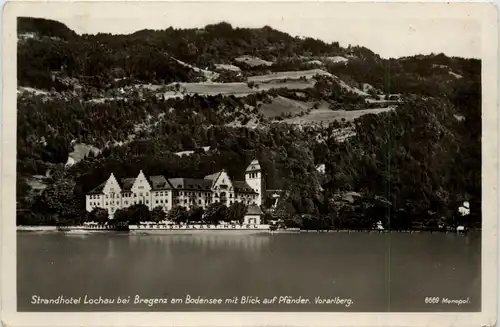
{"left": 425, "top": 297, "right": 440, "bottom": 304}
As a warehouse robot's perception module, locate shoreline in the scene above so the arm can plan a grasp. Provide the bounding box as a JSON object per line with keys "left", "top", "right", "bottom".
{"left": 16, "top": 225, "right": 480, "bottom": 234}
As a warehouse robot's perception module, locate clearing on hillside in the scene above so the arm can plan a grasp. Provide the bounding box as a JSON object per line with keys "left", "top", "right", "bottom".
{"left": 247, "top": 69, "right": 331, "bottom": 83}
{"left": 66, "top": 143, "right": 100, "bottom": 167}
{"left": 259, "top": 96, "right": 311, "bottom": 118}
{"left": 158, "top": 79, "right": 315, "bottom": 98}
{"left": 235, "top": 55, "right": 273, "bottom": 67}
{"left": 172, "top": 57, "right": 220, "bottom": 81}
{"left": 323, "top": 56, "right": 349, "bottom": 64}
{"left": 214, "top": 64, "right": 242, "bottom": 72}
{"left": 283, "top": 107, "right": 396, "bottom": 124}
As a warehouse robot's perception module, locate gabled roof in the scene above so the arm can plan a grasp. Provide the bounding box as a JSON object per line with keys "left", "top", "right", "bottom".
{"left": 88, "top": 181, "right": 106, "bottom": 195}
{"left": 246, "top": 205, "right": 264, "bottom": 215}
{"left": 233, "top": 181, "right": 258, "bottom": 194}
{"left": 246, "top": 159, "right": 261, "bottom": 172}
{"left": 204, "top": 172, "right": 220, "bottom": 180}
{"left": 204, "top": 170, "right": 223, "bottom": 188}
{"left": 121, "top": 178, "right": 136, "bottom": 192}
{"left": 167, "top": 178, "right": 213, "bottom": 191}
{"left": 149, "top": 175, "right": 173, "bottom": 190}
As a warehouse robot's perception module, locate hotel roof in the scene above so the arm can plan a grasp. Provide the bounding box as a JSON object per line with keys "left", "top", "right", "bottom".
{"left": 246, "top": 205, "right": 264, "bottom": 215}
{"left": 149, "top": 175, "right": 174, "bottom": 190}
{"left": 87, "top": 181, "right": 107, "bottom": 194}
{"left": 233, "top": 181, "right": 258, "bottom": 194}
{"left": 167, "top": 178, "right": 213, "bottom": 191}
{"left": 121, "top": 178, "right": 136, "bottom": 192}
{"left": 246, "top": 159, "right": 261, "bottom": 172}
{"left": 88, "top": 165, "right": 260, "bottom": 194}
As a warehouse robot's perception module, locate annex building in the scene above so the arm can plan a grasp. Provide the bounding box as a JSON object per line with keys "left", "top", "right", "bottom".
{"left": 85, "top": 159, "right": 266, "bottom": 223}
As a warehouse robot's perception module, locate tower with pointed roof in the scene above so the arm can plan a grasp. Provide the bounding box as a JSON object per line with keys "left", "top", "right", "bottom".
{"left": 245, "top": 159, "right": 265, "bottom": 206}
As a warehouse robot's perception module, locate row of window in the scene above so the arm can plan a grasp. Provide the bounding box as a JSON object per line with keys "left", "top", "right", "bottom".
{"left": 90, "top": 191, "right": 258, "bottom": 200}
{"left": 89, "top": 199, "right": 257, "bottom": 211}
{"left": 89, "top": 191, "right": 171, "bottom": 200}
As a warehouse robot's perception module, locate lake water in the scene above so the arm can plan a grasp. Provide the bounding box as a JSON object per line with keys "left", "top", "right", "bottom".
{"left": 17, "top": 231, "right": 481, "bottom": 312}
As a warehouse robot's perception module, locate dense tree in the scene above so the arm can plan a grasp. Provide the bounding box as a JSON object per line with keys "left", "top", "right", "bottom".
{"left": 187, "top": 206, "right": 204, "bottom": 223}
{"left": 88, "top": 208, "right": 108, "bottom": 224}
{"left": 126, "top": 204, "right": 151, "bottom": 224}
{"left": 113, "top": 208, "right": 132, "bottom": 225}
{"left": 203, "top": 203, "right": 228, "bottom": 224}
{"left": 151, "top": 206, "right": 167, "bottom": 222}
{"left": 226, "top": 202, "right": 248, "bottom": 223}
{"left": 167, "top": 206, "right": 188, "bottom": 224}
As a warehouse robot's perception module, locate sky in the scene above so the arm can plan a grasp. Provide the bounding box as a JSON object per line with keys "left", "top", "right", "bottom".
{"left": 25, "top": 2, "right": 482, "bottom": 59}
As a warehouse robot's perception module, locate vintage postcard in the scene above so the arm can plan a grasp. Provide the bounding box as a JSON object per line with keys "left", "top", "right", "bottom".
{"left": 1, "top": 1, "right": 498, "bottom": 326}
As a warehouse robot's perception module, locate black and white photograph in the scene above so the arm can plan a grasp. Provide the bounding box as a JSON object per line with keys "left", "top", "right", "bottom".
{"left": 1, "top": 1, "right": 498, "bottom": 326}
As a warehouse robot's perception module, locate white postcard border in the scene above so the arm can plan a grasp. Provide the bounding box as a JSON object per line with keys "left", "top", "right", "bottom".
{"left": 2, "top": 1, "right": 498, "bottom": 327}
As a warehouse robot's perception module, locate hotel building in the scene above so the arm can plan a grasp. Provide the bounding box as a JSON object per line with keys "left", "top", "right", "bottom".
{"left": 86, "top": 159, "right": 266, "bottom": 219}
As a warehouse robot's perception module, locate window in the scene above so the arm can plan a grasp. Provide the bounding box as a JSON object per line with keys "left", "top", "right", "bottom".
{"left": 139, "top": 193, "right": 143, "bottom": 196}
{"left": 146, "top": 192, "right": 149, "bottom": 196}
{"left": 134, "top": 194, "right": 137, "bottom": 198}
{"left": 199, "top": 200, "right": 201, "bottom": 204}
{"left": 156, "top": 200, "right": 159, "bottom": 204}
{"left": 146, "top": 200, "right": 149, "bottom": 204}
{"left": 105, "top": 202, "right": 108, "bottom": 205}
{"left": 184, "top": 200, "right": 187, "bottom": 204}
{"left": 124, "top": 201, "right": 128, "bottom": 205}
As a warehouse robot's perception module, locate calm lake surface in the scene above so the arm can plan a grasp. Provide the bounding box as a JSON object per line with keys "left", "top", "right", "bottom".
{"left": 17, "top": 231, "right": 481, "bottom": 312}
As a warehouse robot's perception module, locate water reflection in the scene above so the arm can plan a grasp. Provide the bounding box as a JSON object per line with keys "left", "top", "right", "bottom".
{"left": 129, "top": 234, "right": 271, "bottom": 251}
{"left": 17, "top": 232, "right": 481, "bottom": 312}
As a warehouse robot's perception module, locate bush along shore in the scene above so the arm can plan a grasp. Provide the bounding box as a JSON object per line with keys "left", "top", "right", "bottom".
{"left": 17, "top": 203, "right": 479, "bottom": 233}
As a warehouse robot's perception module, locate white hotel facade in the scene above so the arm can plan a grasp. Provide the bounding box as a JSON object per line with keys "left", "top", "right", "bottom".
{"left": 86, "top": 159, "right": 265, "bottom": 220}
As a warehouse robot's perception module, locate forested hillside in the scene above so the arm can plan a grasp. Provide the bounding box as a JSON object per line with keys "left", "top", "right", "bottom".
{"left": 17, "top": 17, "right": 481, "bottom": 230}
